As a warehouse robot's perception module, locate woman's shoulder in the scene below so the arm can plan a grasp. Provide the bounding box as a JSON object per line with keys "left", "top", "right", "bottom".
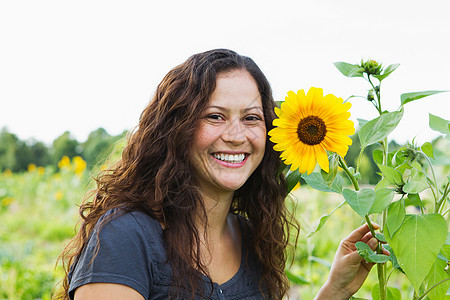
{"left": 93, "top": 208, "right": 164, "bottom": 247}
{"left": 68, "top": 208, "right": 165, "bottom": 299}
{"left": 97, "top": 208, "right": 162, "bottom": 232}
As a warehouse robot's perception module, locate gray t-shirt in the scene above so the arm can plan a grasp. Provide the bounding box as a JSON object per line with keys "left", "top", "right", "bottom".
{"left": 68, "top": 209, "right": 266, "bottom": 299}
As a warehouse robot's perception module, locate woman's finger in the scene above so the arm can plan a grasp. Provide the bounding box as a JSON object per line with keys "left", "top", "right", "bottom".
{"left": 345, "top": 223, "right": 379, "bottom": 243}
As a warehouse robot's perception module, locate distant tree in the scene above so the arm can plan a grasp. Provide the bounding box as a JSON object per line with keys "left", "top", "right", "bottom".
{"left": 0, "top": 128, "right": 20, "bottom": 171}
{"left": 29, "top": 140, "right": 51, "bottom": 167}
{"left": 52, "top": 131, "right": 80, "bottom": 165}
{"left": 14, "top": 140, "right": 33, "bottom": 171}
{"left": 81, "top": 128, "right": 119, "bottom": 168}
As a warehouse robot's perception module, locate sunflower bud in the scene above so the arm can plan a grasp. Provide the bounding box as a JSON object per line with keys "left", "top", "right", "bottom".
{"left": 360, "top": 59, "right": 383, "bottom": 75}
{"left": 367, "top": 90, "right": 375, "bottom": 102}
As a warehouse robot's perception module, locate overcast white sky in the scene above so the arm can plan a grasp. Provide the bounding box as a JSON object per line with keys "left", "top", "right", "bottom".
{"left": 1, "top": 0, "right": 449, "bottom": 145}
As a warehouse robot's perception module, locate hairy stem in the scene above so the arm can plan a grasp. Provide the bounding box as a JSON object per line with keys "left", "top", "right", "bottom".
{"left": 419, "top": 151, "right": 439, "bottom": 205}
{"left": 418, "top": 277, "right": 450, "bottom": 300}
{"left": 437, "top": 182, "right": 450, "bottom": 214}
{"left": 339, "top": 155, "right": 360, "bottom": 191}
{"left": 340, "top": 154, "right": 387, "bottom": 300}
{"left": 377, "top": 263, "right": 387, "bottom": 300}
{"left": 442, "top": 207, "right": 450, "bottom": 216}
{"left": 367, "top": 75, "right": 382, "bottom": 115}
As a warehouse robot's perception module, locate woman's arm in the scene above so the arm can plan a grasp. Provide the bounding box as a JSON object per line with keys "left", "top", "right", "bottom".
{"left": 315, "top": 223, "right": 389, "bottom": 300}
{"left": 74, "top": 283, "right": 145, "bottom": 300}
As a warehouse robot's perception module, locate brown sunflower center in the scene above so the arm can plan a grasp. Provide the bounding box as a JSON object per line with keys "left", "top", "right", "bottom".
{"left": 297, "top": 115, "right": 327, "bottom": 145}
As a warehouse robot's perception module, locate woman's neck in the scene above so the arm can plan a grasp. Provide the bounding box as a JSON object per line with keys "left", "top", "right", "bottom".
{"left": 196, "top": 190, "right": 234, "bottom": 241}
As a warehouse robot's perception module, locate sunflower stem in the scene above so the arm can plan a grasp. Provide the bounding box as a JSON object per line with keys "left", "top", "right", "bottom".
{"left": 341, "top": 153, "right": 387, "bottom": 299}
{"left": 367, "top": 75, "right": 382, "bottom": 115}
{"left": 355, "top": 147, "right": 365, "bottom": 175}
{"left": 417, "top": 278, "right": 450, "bottom": 300}
{"left": 338, "top": 155, "right": 359, "bottom": 191}
{"left": 436, "top": 182, "right": 450, "bottom": 214}
{"left": 365, "top": 214, "right": 387, "bottom": 300}
{"left": 418, "top": 151, "right": 441, "bottom": 207}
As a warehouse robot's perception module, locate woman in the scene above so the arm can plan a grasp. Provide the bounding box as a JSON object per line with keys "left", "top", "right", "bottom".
{"left": 57, "top": 49, "right": 382, "bottom": 299}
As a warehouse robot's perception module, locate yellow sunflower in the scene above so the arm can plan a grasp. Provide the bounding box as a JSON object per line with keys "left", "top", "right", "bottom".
{"left": 268, "top": 87, "right": 355, "bottom": 175}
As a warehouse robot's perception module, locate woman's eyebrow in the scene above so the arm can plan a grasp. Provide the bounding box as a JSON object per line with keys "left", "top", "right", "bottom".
{"left": 206, "top": 105, "right": 263, "bottom": 112}
{"left": 243, "top": 106, "right": 264, "bottom": 113}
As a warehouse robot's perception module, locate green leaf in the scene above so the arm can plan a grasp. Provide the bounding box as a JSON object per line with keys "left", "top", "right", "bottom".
{"left": 421, "top": 142, "right": 434, "bottom": 159}
{"left": 357, "top": 118, "right": 368, "bottom": 128}
{"left": 375, "top": 178, "right": 391, "bottom": 191}
{"left": 359, "top": 110, "right": 404, "bottom": 148}
{"left": 343, "top": 188, "right": 375, "bottom": 217}
{"left": 321, "top": 153, "right": 339, "bottom": 187}
{"left": 400, "top": 90, "right": 448, "bottom": 106}
{"left": 373, "top": 63, "right": 400, "bottom": 82}
{"left": 355, "top": 241, "right": 390, "bottom": 263}
{"left": 386, "top": 199, "right": 405, "bottom": 236}
{"left": 439, "top": 234, "right": 450, "bottom": 260}
{"left": 308, "top": 256, "right": 332, "bottom": 268}
{"left": 285, "top": 270, "right": 309, "bottom": 285}
{"left": 387, "top": 151, "right": 396, "bottom": 168}
{"left": 301, "top": 173, "right": 343, "bottom": 194}
{"left": 384, "top": 244, "right": 402, "bottom": 271}
{"left": 307, "top": 201, "right": 346, "bottom": 237}
{"left": 403, "top": 169, "right": 429, "bottom": 194}
{"left": 437, "top": 253, "right": 448, "bottom": 262}
{"left": 392, "top": 147, "right": 409, "bottom": 167}
{"left": 377, "top": 164, "right": 404, "bottom": 186}
{"left": 286, "top": 169, "right": 302, "bottom": 193}
{"left": 372, "top": 284, "right": 402, "bottom": 300}
{"left": 424, "top": 259, "right": 450, "bottom": 300}
{"left": 375, "top": 233, "right": 387, "bottom": 243}
{"left": 389, "top": 214, "right": 448, "bottom": 291}
{"left": 334, "top": 62, "right": 364, "bottom": 77}
{"left": 370, "top": 188, "right": 394, "bottom": 214}
{"left": 405, "top": 193, "right": 424, "bottom": 207}
{"left": 409, "top": 160, "right": 422, "bottom": 171}
{"left": 372, "top": 149, "right": 383, "bottom": 165}
{"left": 429, "top": 113, "right": 450, "bottom": 136}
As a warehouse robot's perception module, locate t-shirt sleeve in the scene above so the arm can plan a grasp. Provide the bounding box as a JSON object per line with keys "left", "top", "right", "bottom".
{"left": 68, "top": 211, "right": 153, "bottom": 299}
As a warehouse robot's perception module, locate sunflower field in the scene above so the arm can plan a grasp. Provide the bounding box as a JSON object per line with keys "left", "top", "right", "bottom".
{"left": 1, "top": 59, "right": 450, "bottom": 299}
{"left": 0, "top": 156, "right": 92, "bottom": 299}
{"left": 0, "top": 135, "right": 448, "bottom": 299}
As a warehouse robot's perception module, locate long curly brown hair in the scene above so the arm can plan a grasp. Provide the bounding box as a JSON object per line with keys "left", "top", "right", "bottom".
{"left": 56, "top": 49, "right": 298, "bottom": 299}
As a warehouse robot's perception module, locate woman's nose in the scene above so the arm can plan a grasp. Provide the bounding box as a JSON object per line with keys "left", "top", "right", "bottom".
{"left": 221, "top": 118, "right": 246, "bottom": 144}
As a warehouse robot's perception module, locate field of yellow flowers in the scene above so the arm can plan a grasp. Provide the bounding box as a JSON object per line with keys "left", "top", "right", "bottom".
{"left": 0, "top": 156, "right": 91, "bottom": 299}
{"left": 1, "top": 147, "right": 447, "bottom": 299}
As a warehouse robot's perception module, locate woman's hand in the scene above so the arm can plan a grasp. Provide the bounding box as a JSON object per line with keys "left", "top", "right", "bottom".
{"left": 315, "top": 223, "right": 389, "bottom": 300}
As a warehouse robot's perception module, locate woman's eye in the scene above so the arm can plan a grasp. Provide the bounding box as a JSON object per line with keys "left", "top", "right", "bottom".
{"left": 207, "top": 114, "right": 223, "bottom": 120}
{"left": 245, "top": 115, "right": 262, "bottom": 122}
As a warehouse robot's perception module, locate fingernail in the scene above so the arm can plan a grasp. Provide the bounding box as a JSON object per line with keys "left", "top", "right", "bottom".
{"left": 369, "top": 238, "right": 377, "bottom": 248}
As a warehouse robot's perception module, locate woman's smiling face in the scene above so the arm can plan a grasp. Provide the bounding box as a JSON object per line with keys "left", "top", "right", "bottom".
{"left": 190, "top": 69, "right": 266, "bottom": 197}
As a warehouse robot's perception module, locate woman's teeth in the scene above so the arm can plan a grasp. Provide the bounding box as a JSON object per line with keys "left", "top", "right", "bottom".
{"left": 213, "top": 153, "right": 245, "bottom": 163}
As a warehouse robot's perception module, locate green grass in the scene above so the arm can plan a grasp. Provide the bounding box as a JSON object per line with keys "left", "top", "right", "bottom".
{"left": 0, "top": 153, "right": 446, "bottom": 299}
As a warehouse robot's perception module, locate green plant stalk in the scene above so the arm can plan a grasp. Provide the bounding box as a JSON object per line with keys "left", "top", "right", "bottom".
{"left": 338, "top": 155, "right": 359, "bottom": 191}
{"left": 417, "top": 277, "right": 450, "bottom": 300}
{"left": 442, "top": 207, "right": 450, "bottom": 216}
{"left": 355, "top": 147, "right": 364, "bottom": 174}
{"left": 418, "top": 151, "right": 440, "bottom": 206}
{"left": 338, "top": 155, "right": 387, "bottom": 300}
{"left": 367, "top": 75, "right": 382, "bottom": 114}
{"left": 436, "top": 182, "right": 450, "bottom": 214}
{"left": 379, "top": 137, "right": 389, "bottom": 299}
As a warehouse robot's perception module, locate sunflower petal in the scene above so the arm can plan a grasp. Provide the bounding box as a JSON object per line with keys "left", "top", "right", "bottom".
{"left": 314, "top": 145, "right": 329, "bottom": 173}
